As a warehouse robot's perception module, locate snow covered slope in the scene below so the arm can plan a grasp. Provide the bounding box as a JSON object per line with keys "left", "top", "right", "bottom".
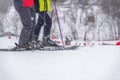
{"left": 0, "top": 37, "right": 120, "bottom": 80}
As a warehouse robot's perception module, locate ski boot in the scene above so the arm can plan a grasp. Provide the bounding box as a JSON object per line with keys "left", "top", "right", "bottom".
{"left": 31, "top": 35, "right": 45, "bottom": 49}
{"left": 42, "top": 35, "right": 58, "bottom": 46}
{"left": 11, "top": 42, "right": 32, "bottom": 51}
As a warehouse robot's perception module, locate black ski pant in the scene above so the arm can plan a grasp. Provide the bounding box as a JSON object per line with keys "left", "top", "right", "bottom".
{"left": 34, "top": 12, "right": 52, "bottom": 40}
{"left": 14, "top": 6, "right": 36, "bottom": 46}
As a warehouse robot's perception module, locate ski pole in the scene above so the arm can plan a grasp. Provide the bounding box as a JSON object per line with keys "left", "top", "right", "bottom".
{"left": 52, "top": 0, "right": 64, "bottom": 47}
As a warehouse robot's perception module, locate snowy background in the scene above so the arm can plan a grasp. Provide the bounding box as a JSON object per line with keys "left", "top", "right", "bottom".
{"left": 0, "top": 0, "right": 120, "bottom": 41}
{"left": 0, "top": 0, "right": 120, "bottom": 80}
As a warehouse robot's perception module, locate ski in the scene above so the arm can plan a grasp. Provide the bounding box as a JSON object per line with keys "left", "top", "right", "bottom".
{"left": 38, "top": 45, "right": 79, "bottom": 51}
{"left": 0, "top": 45, "right": 79, "bottom": 52}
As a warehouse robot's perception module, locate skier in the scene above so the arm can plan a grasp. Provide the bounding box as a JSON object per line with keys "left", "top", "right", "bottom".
{"left": 33, "top": 0, "right": 57, "bottom": 46}
{"left": 12, "top": 0, "right": 36, "bottom": 50}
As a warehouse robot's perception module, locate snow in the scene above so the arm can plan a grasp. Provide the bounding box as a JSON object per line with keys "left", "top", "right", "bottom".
{"left": 0, "top": 37, "right": 120, "bottom": 80}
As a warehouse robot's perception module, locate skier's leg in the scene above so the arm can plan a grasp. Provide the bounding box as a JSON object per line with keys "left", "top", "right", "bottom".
{"left": 33, "top": 12, "right": 44, "bottom": 41}
{"left": 41, "top": 12, "right": 57, "bottom": 46}
{"left": 43, "top": 12, "right": 52, "bottom": 37}
{"left": 35, "top": 12, "right": 52, "bottom": 37}
{"left": 15, "top": 7, "right": 34, "bottom": 46}
{"left": 29, "top": 6, "right": 36, "bottom": 41}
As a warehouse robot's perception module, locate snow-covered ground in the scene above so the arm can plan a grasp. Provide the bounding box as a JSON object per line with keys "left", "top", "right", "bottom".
{"left": 0, "top": 36, "right": 120, "bottom": 80}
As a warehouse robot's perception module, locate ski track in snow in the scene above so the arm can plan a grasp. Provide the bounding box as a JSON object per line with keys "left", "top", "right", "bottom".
{"left": 0, "top": 37, "right": 120, "bottom": 80}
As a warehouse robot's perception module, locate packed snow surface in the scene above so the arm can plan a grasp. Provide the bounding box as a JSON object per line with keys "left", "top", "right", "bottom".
{"left": 0, "top": 37, "right": 120, "bottom": 80}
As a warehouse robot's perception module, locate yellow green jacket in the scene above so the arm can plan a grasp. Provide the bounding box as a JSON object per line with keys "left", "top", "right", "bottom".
{"left": 38, "top": 0, "right": 50, "bottom": 12}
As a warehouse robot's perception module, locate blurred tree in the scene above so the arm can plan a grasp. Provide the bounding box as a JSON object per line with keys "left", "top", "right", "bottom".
{"left": 0, "top": 0, "right": 12, "bottom": 14}
{"left": 0, "top": 0, "right": 12, "bottom": 35}
{"left": 100, "top": 0, "right": 120, "bottom": 37}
